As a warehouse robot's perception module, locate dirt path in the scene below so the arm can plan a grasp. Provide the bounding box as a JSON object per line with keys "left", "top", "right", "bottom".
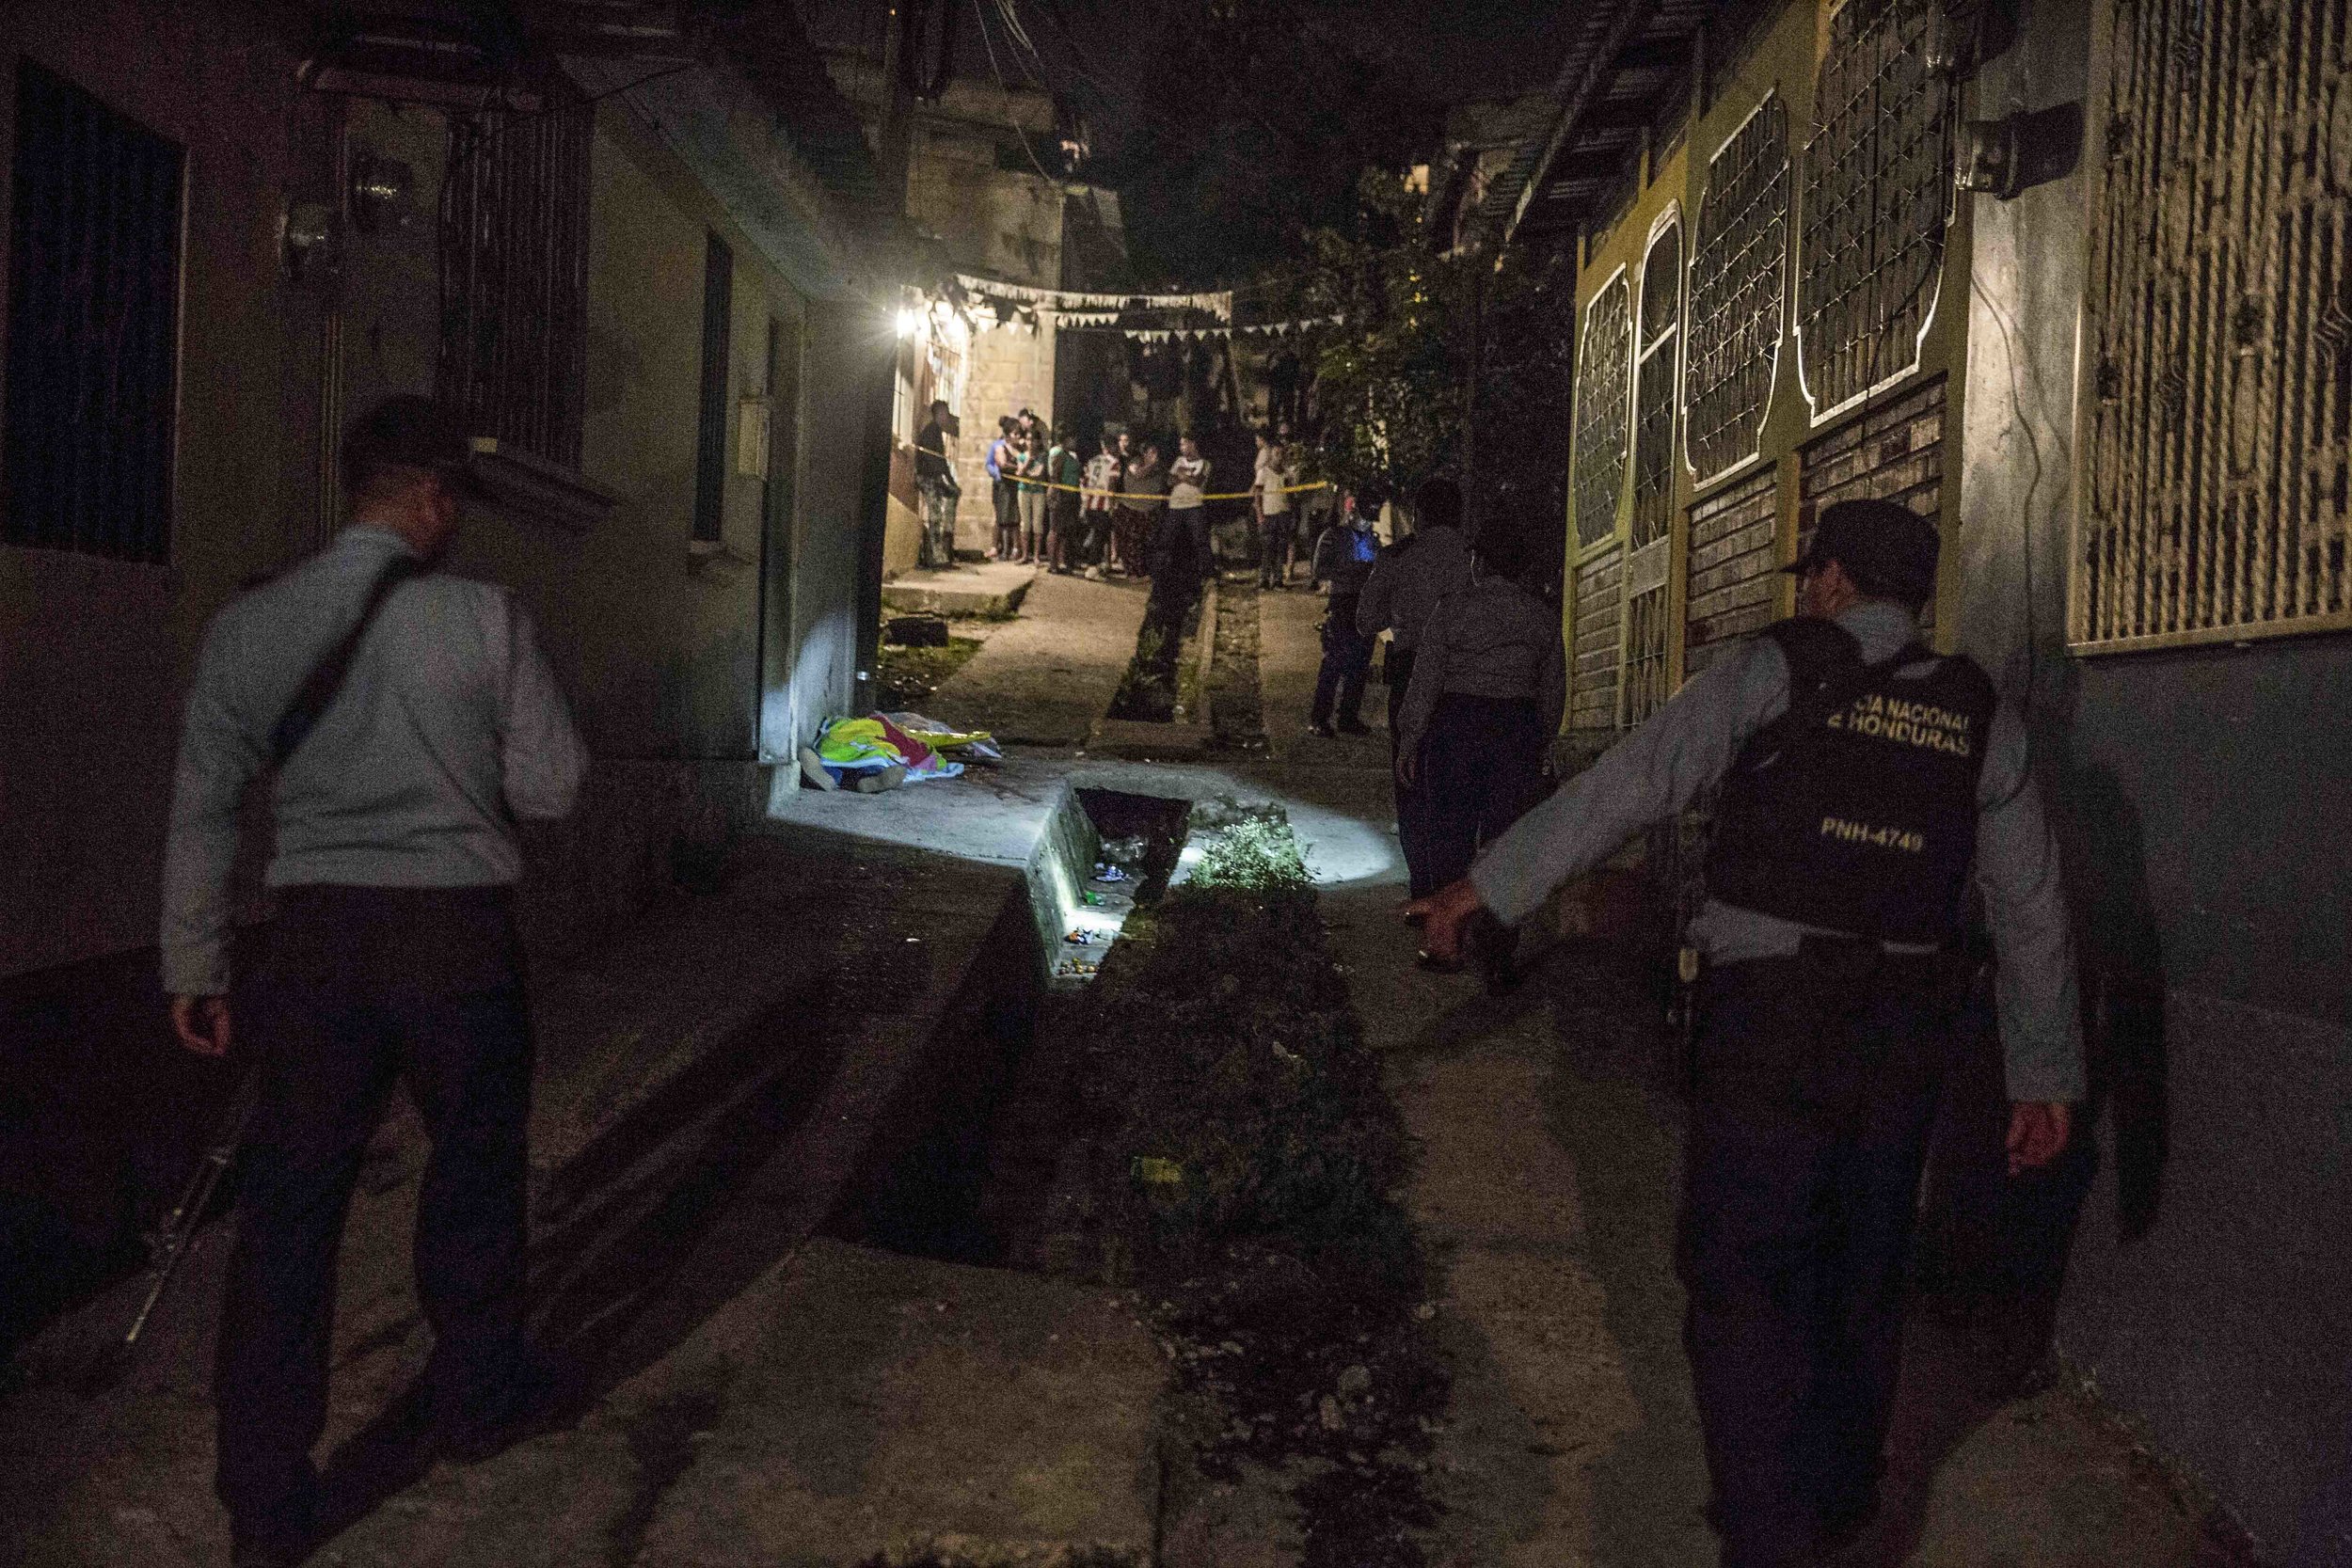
{"left": 923, "top": 572, "right": 1152, "bottom": 748}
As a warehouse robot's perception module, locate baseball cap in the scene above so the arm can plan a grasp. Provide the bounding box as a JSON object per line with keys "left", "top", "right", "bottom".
{"left": 1784, "top": 497, "right": 1940, "bottom": 606}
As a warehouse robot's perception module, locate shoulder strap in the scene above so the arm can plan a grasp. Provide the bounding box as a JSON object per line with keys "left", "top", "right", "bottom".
{"left": 268, "top": 554, "right": 425, "bottom": 768}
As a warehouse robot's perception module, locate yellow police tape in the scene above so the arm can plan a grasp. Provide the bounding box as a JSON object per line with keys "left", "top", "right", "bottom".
{"left": 999, "top": 478, "right": 1334, "bottom": 503}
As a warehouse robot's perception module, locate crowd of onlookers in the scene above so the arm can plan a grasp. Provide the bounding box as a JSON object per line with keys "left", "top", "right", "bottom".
{"left": 913, "top": 403, "right": 1323, "bottom": 586}
{"left": 913, "top": 399, "right": 1562, "bottom": 905}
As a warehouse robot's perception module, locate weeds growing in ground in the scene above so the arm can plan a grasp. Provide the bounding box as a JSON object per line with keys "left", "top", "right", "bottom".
{"left": 1027, "top": 804, "right": 1446, "bottom": 1567}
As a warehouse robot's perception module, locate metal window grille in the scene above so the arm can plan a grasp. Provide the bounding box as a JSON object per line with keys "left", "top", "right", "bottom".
{"left": 693, "top": 231, "right": 734, "bottom": 545}
{"left": 437, "top": 107, "right": 591, "bottom": 470}
{"left": 1686, "top": 466, "right": 1781, "bottom": 676}
{"left": 2074, "top": 0, "right": 2352, "bottom": 651}
{"left": 4, "top": 61, "right": 183, "bottom": 563}
{"left": 1572, "top": 270, "right": 1634, "bottom": 548}
{"left": 1632, "top": 217, "right": 1682, "bottom": 551}
{"left": 1795, "top": 0, "right": 1952, "bottom": 421}
{"left": 1800, "top": 372, "right": 1945, "bottom": 629}
{"left": 1568, "top": 539, "right": 1625, "bottom": 747}
{"left": 1685, "top": 93, "right": 1789, "bottom": 483}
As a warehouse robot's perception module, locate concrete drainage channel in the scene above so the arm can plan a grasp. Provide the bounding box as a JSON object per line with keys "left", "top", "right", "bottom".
{"left": 826, "top": 784, "right": 1192, "bottom": 1270}
{"left": 807, "top": 781, "right": 1200, "bottom": 1566}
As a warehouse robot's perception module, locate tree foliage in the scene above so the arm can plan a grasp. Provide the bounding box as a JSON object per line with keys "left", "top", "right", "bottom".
{"left": 1282, "top": 172, "right": 1578, "bottom": 579}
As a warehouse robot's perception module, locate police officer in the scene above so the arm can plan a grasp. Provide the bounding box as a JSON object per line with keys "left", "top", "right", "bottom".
{"left": 1392, "top": 522, "right": 1563, "bottom": 897}
{"left": 1407, "top": 498, "right": 2082, "bottom": 1567}
{"left": 1307, "top": 484, "right": 1383, "bottom": 736}
{"left": 1359, "top": 477, "right": 1474, "bottom": 895}
{"left": 162, "top": 397, "right": 587, "bottom": 1566}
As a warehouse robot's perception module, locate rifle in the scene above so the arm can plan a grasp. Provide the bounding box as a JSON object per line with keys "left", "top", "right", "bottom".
{"left": 80, "top": 1067, "right": 260, "bottom": 1391}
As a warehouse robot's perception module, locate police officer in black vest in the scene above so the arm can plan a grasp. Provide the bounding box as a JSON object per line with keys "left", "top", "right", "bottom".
{"left": 1406, "top": 498, "right": 2083, "bottom": 1567}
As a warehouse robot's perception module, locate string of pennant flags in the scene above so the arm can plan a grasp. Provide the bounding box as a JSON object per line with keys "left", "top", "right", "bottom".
{"left": 953, "top": 273, "right": 1234, "bottom": 322}
{"left": 946, "top": 274, "right": 1346, "bottom": 344}
{"left": 1085, "top": 315, "right": 1346, "bottom": 342}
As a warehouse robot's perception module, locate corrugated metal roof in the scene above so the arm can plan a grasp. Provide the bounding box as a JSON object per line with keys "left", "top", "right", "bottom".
{"left": 1457, "top": 0, "right": 1726, "bottom": 251}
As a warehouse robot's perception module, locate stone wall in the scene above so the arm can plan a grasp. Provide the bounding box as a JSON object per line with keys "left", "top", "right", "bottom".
{"left": 953, "top": 324, "right": 1058, "bottom": 552}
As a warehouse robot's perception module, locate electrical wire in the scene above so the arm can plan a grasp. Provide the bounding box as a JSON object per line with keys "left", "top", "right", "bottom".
{"left": 993, "top": 0, "right": 1049, "bottom": 83}
{"left": 968, "top": 0, "right": 1061, "bottom": 182}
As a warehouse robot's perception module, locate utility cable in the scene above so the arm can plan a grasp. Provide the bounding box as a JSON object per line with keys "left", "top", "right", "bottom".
{"left": 969, "top": 0, "right": 1061, "bottom": 182}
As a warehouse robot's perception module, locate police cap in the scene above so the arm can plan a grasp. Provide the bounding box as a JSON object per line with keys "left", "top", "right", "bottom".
{"left": 342, "top": 395, "right": 485, "bottom": 499}
{"left": 1783, "top": 498, "right": 1940, "bottom": 607}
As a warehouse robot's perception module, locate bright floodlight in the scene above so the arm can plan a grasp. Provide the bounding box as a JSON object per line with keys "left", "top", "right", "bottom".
{"left": 895, "top": 307, "right": 921, "bottom": 338}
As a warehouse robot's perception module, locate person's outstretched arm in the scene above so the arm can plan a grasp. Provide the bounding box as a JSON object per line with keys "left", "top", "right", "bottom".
{"left": 1409, "top": 637, "right": 1787, "bottom": 955}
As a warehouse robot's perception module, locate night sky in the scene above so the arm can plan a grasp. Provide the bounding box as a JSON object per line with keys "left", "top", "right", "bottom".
{"left": 796, "top": 0, "right": 1581, "bottom": 283}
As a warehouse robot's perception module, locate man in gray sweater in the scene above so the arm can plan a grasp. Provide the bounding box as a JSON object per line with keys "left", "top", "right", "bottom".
{"left": 163, "top": 397, "right": 587, "bottom": 1566}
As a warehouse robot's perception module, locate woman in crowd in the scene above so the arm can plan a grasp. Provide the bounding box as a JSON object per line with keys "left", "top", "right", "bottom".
{"left": 1016, "top": 430, "right": 1048, "bottom": 563}
{"left": 988, "top": 417, "right": 1019, "bottom": 562}
{"left": 1119, "top": 440, "right": 1168, "bottom": 578}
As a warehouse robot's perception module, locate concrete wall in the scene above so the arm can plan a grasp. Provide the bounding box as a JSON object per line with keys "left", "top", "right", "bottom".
{"left": 953, "top": 323, "right": 1057, "bottom": 552}
{"left": 0, "top": 16, "right": 875, "bottom": 994}
{"left": 0, "top": 2, "right": 331, "bottom": 982}
{"left": 1958, "top": 5, "right": 2352, "bottom": 1559}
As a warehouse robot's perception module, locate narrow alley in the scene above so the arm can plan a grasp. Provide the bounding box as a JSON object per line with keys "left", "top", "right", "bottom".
{"left": 2, "top": 3, "right": 2344, "bottom": 1566}
{"left": 2, "top": 567, "right": 2246, "bottom": 1566}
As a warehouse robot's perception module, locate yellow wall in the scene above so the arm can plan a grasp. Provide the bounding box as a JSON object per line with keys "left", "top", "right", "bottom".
{"left": 1561, "top": 0, "right": 1980, "bottom": 747}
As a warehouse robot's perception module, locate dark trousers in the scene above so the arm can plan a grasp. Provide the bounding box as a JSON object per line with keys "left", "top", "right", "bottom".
{"left": 1259, "top": 512, "right": 1293, "bottom": 585}
{"left": 1411, "top": 692, "right": 1546, "bottom": 894}
{"left": 215, "top": 886, "right": 533, "bottom": 1530}
{"left": 1679, "top": 944, "right": 1958, "bottom": 1568}
{"left": 1311, "top": 594, "right": 1372, "bottom": 728}
{"left": 1168, "top": 505, "right": 1211, "bottom": 579}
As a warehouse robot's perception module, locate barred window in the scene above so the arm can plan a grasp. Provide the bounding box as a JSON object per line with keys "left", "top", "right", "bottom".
{"left": 1631, "top": 214, "right": 1682, "bottom": 551}
{"left": 693, "top": 231, "right": 733, "bottom": 545}
{"left": 1572, "top": 269, "right": 1633, "bottom": 548}
{"left": 438, "top": 108, "right": 591, "bottom": 469}
{"left": 1794, "top": 0, "right": 1951, "bottom": 421}
{"left": 1685, "top": 93, "right": 1788, "bottom": 484}
{"left": 4, "top": 61, "right": 184, "bottom": 563}
{"left": 2074, "top": 0, "right": 2352, "bottom": 651}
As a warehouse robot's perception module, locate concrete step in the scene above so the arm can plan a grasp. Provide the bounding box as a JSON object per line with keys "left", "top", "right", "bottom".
{"left": 882, "top": 563, "right": 1035, "bottom": 618}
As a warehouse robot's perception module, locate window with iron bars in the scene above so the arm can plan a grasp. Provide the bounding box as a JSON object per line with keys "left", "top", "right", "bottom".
{"left": 437, "top": 106, "right": 591, "bottom": 471}
{"left": 1632, "top": 215, "right": 1682, "bottom": 552}
{"left": 4, "top": 61, "right": 183, "bottom": 563}
{"left": 1794, "top": 0, "right": 1952, "bottom": 421}
{"left": 1571, "top": 269, "right": 1633, "bottom": 549}
{"left": 1685, "top": 92, "right": 1788, "bottom": 485}
{"left": 2074, "top": 0, "right": 2352, "bottom": 651}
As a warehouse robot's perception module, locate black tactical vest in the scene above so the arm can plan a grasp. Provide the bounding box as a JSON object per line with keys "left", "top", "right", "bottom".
{"left": 1704, "top": 618, "right": 1996, "bottom": 944}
